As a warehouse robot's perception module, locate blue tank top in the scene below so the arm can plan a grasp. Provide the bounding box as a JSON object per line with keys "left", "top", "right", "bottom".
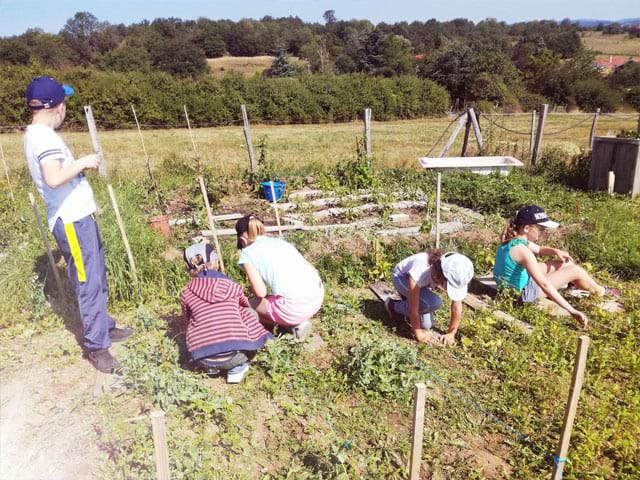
{"left": 493, "top": 238, "right": 530, "bottom": 290}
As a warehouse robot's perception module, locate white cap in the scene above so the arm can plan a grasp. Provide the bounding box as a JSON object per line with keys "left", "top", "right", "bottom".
{"left": 440, "top": 252, "right": 474, "bottom": 301}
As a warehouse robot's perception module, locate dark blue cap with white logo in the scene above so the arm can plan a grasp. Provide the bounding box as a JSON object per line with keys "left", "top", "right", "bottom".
{"left": 515, "top": 204, "right": 559, "bottom": 228}
{"left": 26, "top": 76, "right": 74, "bottom": 110}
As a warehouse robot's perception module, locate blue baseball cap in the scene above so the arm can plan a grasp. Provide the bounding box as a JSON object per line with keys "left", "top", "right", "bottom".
{"left": 26, "top": 76, "right": 74, "bottom": 110}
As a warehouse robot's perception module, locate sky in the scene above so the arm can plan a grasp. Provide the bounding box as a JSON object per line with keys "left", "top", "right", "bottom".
{"left": 0, "top": 0, "right": 637, "bottom": 36}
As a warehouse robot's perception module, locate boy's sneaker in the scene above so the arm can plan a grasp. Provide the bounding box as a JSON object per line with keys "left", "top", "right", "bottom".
{"left": 88, "top": 348, "right": 121, "bottom": 373}
{"left": 292, "top": 321, "right": 312, "bottom": 342}
{"left": 226, "top": 363, "right": 249, "bottom": 384}
{"left": 109, "top": 327, "right": 134, "bottom": 343}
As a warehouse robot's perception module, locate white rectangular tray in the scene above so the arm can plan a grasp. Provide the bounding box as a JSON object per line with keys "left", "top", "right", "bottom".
{"left": 418, "top": 156, "right": 524, "bottom": 175}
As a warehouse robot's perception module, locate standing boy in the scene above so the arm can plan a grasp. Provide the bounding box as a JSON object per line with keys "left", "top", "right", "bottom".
{"left": 23, "top": 76, "right": 131, "bottom": 373}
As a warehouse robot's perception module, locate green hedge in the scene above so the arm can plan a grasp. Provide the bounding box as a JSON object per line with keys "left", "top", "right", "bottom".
{"left": 0, "top": 66, "right": 449, "bottom": 129}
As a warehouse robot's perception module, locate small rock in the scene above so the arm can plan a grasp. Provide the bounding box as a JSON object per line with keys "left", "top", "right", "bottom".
{"left": 303, "top": 335, "right": 326, "bottom": 353}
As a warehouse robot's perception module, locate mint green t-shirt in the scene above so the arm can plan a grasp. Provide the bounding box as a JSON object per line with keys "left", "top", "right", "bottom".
{"left": 238, "top": 236, "right": 322, "bottom": 299}
{"left": 493, "top": 238, "right": 530, "bottom": 290}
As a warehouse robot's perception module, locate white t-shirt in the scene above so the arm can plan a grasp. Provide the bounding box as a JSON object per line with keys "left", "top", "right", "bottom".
{"left": 24, "top": 124, "right": 96, "bottom": 231}
{"left": 238, "top": 236, "right": 322, "bottom": 299}
{"left": 393, "top": 252, "right": 436, "bottom": 289}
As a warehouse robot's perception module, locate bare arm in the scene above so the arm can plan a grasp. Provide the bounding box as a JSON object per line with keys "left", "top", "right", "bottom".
{"left": 514, "top": 245, "right": 587, "bottom": 326}
{"left": 528, "top": 241, "right": 573, "bottom": 263}
{"left": 440, "top": 300, "right": 463, "bottom": 345}
{"left": 41, "top": 154, "right": 99, "bottom": 188}
{"left": 242, "top": 262, "right": 268, "bottom": 298}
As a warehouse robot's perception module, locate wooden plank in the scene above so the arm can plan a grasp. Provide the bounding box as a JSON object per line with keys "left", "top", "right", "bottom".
{"left": 83, "top": 105, "right": 106, "bottom": 178}
{"left": 28, "top": 192, "right": 65, "bottom": 298}
{"left": 435, "top": 172, "right": 441, "bottom": 248}
{"left": 376, "top": 220, "right": 463, "bottom": 237}
{"left": 241, "top": 104, "right": 256, "bottom": 173}
{"left": 438, "top": 113, "right": 467, "bottom": 157}
{"left": 409, "top": 383, "right": 427, "bottom": 480}
{"left": 150, "top": 410, "right": 171, "bottom": 480}
{"left": 531, "top": 104, "right": 548, "bottom": 166}
{"left": 463, "top": 293, "right": 534, "bottom": 336}
{"left": 588, "top": 139, "right": 615, "bottom": 191}
{"left": 364, "top": 108, "right": 372, "bottom": 158}
{"left": 468, "top": 108, "right": 484, "bottom": 152}
{"left": 552, "top": 336, "right": 590, "bottom": 480}
{"left": 369, "top": 281, "right": 400, "bottom": 302}
{"left": 612, "top": 141, "right": 640, "bottom": 196}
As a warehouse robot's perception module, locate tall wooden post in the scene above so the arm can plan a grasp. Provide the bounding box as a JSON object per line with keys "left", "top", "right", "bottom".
{"left": 363, "top": 108, "right": 372, "bottom": 158}
{"left": 529, "top": 110, "right": 537, "bottom": 162}
{"left": 83, "top": 105, "right": 106, "bottom": 178}
{"left": 183, "top": 105, "right": 201, "bottom": 172}
{"left": 460, "top": 114, "right": 472, "bottom": 157}
{"left": 198, "top": 176, "right": 226, "bottom": 275}
{"left": 468, "top": 108, "right": 484, "bottom": 153}
{"left": 28, "top": 193, "right": 65, "bottom": 298}
{"left": 150, "top": 410, "right": 171, "bottom": 480}
{"left": 107, "top": 185, "right": 139, "bottom": 288}
{"left": 531, "top": 104, "right": 548, "bottom": 166}
{"left": 435, "top": 173, "right": 441, "bottom": 249}
{"left": 241, "top": 104, "right": 256, "bottom": 173}
{"left": 409, "top": 383, "right": 427, "bottom": 480}
{"left": 589, "top": 108, "right": 600, "bottom": 150}
{"left": 552, "top": 335, "right": 590, "bottom": 480}
{"left": 0, "top": 140, "right": 14, "bottom": 202}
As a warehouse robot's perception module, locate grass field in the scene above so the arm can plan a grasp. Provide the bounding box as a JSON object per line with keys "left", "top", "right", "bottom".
{"left": 581, "top": 31, "right": 640, "bottom": 56}
{"left": 207, "top": 56, "right": 307, "bottom": 77}
{"left": 1, "top": 116, "right": 639, "bottom": 479}
{"left": 1, "top": 114, "right": 638, "bottom": 178}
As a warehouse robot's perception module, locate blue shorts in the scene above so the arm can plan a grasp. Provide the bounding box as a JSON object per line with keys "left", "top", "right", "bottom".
{"left": 519, "top": 276, "right": 540, "bottom": 303}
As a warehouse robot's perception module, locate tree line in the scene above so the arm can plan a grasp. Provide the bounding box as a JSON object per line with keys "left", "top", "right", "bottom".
{"left": 1, "top": 11, "right": 638, "bottom": 119}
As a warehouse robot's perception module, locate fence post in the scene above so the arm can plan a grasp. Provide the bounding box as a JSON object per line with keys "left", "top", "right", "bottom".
{"left": 435, "top": 173, "right": 442, "bottom": 248}
{"left": 150, "top": 410, "right": 171, "bottom": 480}
{"left": 28, "top": 192, "right": 65, "bottom": 298}
{"left": 241, "top": 104, "right": 256, "bottom": 173}
{"left": 551, "top": 335, "right": 590, "bottom": 480}
{"left": 84, "top": 105, "right": 107, "bottom": 178}
{"left": 0, "top": 140, "right": 14, "bottom": 203}
{"left": 468, "top": 108, "right": 484, "bottom": 152}
{"left": 363, "top": 108, "right": 372, "bottom": 158}
{"left": 531, "top": 104, "right": 548, "bottom": 166}
{"left": 438, "top": 112, "right": 468, "bottom": 157}
{"left": 529, "top": 110, "right": 537, "bottom": 162}
{"left": 460, "top": 114, "right": 472, "bottom": 156}
{"left": 589, "top": 108, "right": 600, "bottom": 150}
{"left": 409, "top": 383, "right": 427, "bottom": 480}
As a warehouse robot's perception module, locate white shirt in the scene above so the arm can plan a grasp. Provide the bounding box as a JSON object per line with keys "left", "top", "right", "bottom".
{"left": 24, "top": 124, "right": 96, "bottom": 231}
{"left": 238, "top": 236, "right": 322, "bottom": 299}
{"left": 393, "top": 252, "right": 436, "bottom": 289}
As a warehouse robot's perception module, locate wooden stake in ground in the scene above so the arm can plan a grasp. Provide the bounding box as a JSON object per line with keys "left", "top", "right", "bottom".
{"left": 409, "top": 383, "right": 427, "bottom": 480}
{"left": 531, "top": 104, "right": 548, "bottom": 166}
{"left": 363, "top": 108, "right": 372, "bottom": 158}
{"left": 131, "top": 104, "right": 162, "bottom": 211}
{"left": 552, "top": 335, "right": 590, "bottom": 480}
{"left": 0, "top": 140, "right": 14, "bottom": 203}
{"left": 28, "top": 192, "right": 65, "bottom": 298}
{"left": 150, "top": 410, "right": 171, "bottom": 480}
{"left": 83, "top": 105, "right": 106, "bottom": 178}
{"left": 106, "top": 184, "right": 139, "bottom": 288}
{"left": 460, "top": 114, "right": 472, "bottom": 156}
{"left": 268, "top": 180, "right": 283, "bottom": 237}
{"left": 529, "top": 110, "right": 537, "bottom": 162}
{"left": 435, "top": 172, "right": 442, "bottom": 249}
{"left": 241, "top": 104, "right": 256, "bottom": 173}
{"left": 183, "top": 105, "right": 201, "bottom": 172}
{"left": 589, "top": 108, "right": 600, "bottom": 150}
{"left": 468, "top": 108, "right": 484, "bottom": 152}
{"left": 197, "top": 176, "right": 226, "bottom": 274}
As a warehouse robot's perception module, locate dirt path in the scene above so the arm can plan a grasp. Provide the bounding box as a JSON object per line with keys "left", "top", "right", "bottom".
{"left": 0, "top": 331, "right": 102, "bottom": 480}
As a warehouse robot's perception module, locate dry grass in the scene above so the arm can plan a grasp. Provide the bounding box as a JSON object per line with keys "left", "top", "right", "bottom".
{"left": 207, "top": 55, "right": 307, "bottom": 77}
{"left": 1, "top": 115, "right": 637, "bottom": 178}
{"left": 581, "top": 31, "right": 640, "bottom": 55}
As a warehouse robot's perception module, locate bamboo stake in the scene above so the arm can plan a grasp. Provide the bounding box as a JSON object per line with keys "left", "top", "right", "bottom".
{"left": 241, "top": 104, "right": 256, "bottom": 173}
{"left": 552, "top": 335, "right": 590, "bottom": 480}
{"left": 83, "top": 105, "right": 106, "bottom": 178}
{"left": 268, "top": 181, "right": 283, "bottom": 237}
{"left": 150, "top": 410, "right": 171, "bottom": 480}
{"left": 197, "top": 176, "right": 226, "bottom": 274}
{"left": 435, "top": 173, "right": 441, "bottom": 249}
{"left": 107, "top": 184, "right": 139, "bottom": 288}
{"left": 131, "top": 104, "right": 162, "bottom": 210}
{"left": 409, "top": 383, "right": 427, "bottom": 480}
{"left": 589, "top": 108, "right": 600, "bottom": 150}
{"left": 28, "top": 193, "right": 65, "bottom": 298}
{"left": 0, "top": 140, "right": 14, "bottom": 203}
{"left": 183, "top": 105, "right": 201, "bottom": 172}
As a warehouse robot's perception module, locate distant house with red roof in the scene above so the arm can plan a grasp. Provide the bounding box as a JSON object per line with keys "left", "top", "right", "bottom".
{"left": 595, "top": 55, "right": 640, "bottom": 75}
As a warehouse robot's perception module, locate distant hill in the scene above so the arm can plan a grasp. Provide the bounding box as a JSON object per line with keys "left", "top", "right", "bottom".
{"left": 575, "top": 18, "right": 640, "bottom": 27}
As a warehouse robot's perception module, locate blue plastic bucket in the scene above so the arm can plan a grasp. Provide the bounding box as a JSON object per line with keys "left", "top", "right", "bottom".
{"left": 261, "top": 181, "right": 286, "bottom": 202}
